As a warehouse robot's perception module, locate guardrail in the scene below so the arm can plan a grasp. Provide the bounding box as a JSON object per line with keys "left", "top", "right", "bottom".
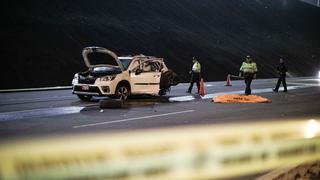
{"left": 0, "top": 86, "right": 72, "bottom": 93}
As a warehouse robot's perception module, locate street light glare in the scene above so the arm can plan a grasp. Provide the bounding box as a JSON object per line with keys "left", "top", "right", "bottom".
{"left": 305, "top": 119, "right": 320, "bottom": 139}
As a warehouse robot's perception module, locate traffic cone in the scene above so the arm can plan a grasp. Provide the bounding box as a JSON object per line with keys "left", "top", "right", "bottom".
{"left": 200, "top": 78, "right": 205, "bottom": 96}
{"left": 225, "top": 74, "right": 232, "bottom": 86}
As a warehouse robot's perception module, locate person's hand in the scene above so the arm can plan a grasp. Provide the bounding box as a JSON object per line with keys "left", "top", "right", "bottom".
{"left": 238, "top": 72, "right": 243, "bottom": 77}
{"left": 253, "top": 74, "right": 257, "bottom": 79}
{"left": 189, "top": 70, "right": 192, "bottom": 74}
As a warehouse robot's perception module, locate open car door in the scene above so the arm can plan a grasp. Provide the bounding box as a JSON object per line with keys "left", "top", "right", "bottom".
{"left": 130, "top": 59, "right": 161, "bottom": 94}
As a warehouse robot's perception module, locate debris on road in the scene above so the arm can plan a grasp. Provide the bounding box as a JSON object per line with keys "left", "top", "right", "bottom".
{"left": 213, "top": 94, "right": 271, "bottom": 103}
{"left": 99, "top": 99, "right": 123, "bottom": 108}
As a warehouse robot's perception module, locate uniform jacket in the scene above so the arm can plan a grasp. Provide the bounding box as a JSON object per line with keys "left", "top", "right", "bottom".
{"left": 240, "top": 62, "right": 258, "bottom": 74}
{"left": 192, "top": 61, "right": 201, "bottom": 73}
{"left": 277, "top": 62, "right": 288, "bottom": 76}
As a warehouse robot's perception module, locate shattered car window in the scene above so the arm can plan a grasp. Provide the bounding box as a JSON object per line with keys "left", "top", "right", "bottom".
{"left": 131, "top": 60, "right": 141, "bottom": 72}
{"left": 142, "top": 61, "right": 162, "bottom": 72}
{"left": 119, "top": 58, "right": 133, "bottom": 70}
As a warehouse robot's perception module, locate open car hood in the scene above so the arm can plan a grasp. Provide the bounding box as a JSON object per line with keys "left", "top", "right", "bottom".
{"left": 82, "top": 47, "right": 124, "bottom": 71}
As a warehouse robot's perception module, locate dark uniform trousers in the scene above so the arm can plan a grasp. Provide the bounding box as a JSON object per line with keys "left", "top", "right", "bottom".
{"left": 244, "top": 73, "right": 254, "bottom": 95}
{"left": 275, "top": 74, "right": 287, "bottom": 91}
{"left": 188, "top": 72, "right": 200, "bottom": 93}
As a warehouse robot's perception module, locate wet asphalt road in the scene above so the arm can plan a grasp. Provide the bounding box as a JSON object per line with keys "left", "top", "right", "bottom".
{"left": 0, "top": 77, "right": 319, "bottom": 140}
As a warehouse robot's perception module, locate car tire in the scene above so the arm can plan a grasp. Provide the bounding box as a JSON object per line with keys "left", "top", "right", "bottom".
{"left": 77, "top": 94, "right": 92, "bottom": 101}
{"left": 115, "top": 84, "right": 130, "bottom": 101}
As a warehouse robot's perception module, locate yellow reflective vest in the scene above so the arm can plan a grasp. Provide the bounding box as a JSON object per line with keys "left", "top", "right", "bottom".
{"left": 240, "top": 62, "right": 257, "bottom": 74}
{"left": 192, "top": 61, "right": 201, "bottom": 73}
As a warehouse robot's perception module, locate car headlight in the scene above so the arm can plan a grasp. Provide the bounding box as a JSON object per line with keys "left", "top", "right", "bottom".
{"left": 100, "top": 75, "right": 116, "bottom": 81}
{"left": 72, "top": 73, "right": 79, "bottom": 85}
{"left": 73, "top": 73, "right": 79, "bottom": 80}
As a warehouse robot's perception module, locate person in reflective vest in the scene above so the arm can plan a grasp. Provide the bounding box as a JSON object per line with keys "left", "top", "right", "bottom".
{"left": 273, "top": 57, "right": 288, "bottom": 92}
{"left": 239, "top": 55, "right": 258, "bottom": 95}
{"left": 186, "top": 57, "right": 201, "bottom": 93}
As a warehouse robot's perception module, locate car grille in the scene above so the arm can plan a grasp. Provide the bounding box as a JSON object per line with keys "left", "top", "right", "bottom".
{"left": 78, "top": 76, "right": 97, "bottom": 84}
{"left": 74, "top": 86, "right": 101, "bottom": 94}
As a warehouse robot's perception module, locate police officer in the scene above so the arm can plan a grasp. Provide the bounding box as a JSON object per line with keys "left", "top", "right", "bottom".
{"left": 273, "top": 57, "right": 288, "bottom": 92}
{"left": 186, "top": 57, "right": 201, "bottom": 93}
{"left": 239, "top": 55, "right": 258, "bottom": 95}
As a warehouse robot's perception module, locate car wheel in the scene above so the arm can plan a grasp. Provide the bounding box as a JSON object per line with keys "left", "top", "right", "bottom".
{"left": 115, "top": 85, "right": 130, "bottom": 101}
{"left": 77, "top": 94, "right": 92, "bottom": 101}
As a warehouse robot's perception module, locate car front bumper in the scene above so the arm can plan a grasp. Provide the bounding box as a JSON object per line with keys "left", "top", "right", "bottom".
{"left": 72, "top": 85, "right": 111, "bottom": 96}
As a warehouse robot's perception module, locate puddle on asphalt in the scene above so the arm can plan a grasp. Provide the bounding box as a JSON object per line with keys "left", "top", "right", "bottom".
{"left": 79, "top": 96, "right": 171, "bottom": 112}
{"left": 78, "top": 93, "right": 205, "bottom": 113}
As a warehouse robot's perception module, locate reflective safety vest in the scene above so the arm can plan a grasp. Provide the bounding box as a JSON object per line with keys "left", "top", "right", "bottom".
{"left": 192, "top": 61, "right": 201, "bottom": 73}
{"left": 240, "top": 62, "right": 257, "bottom": 74}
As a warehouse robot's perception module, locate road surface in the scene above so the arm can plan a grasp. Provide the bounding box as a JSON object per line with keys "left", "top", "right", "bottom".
{"left": 1, "top": 77, "right": 319, "bottom": 141}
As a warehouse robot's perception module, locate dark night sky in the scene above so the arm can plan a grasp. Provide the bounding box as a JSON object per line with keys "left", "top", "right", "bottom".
{"left": 1, "top": 0, "right": 320, "bottom": 89}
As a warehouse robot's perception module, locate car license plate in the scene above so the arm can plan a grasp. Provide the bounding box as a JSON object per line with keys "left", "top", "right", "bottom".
{"left": 81, "top": 85, "right": 89, "bottom": 91}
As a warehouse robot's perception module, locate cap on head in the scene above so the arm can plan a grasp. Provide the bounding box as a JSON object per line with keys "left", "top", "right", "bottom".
{"left": 245, "top": 55, "right": 252, "bottom": 63}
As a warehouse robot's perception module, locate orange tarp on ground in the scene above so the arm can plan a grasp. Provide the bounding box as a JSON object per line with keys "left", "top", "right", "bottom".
{"left": 213, "top": 94, "right": 271, "bottom": 103}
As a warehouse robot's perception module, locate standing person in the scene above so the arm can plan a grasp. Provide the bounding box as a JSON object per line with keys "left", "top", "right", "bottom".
{"left": 273, "top": 57, "right": 288, "bottom": 92}
{"left": 239, "top": 55, "right": 258, "bottom": 95}
{"left": 186, "top": 57, "right": 201, "bottom": 93}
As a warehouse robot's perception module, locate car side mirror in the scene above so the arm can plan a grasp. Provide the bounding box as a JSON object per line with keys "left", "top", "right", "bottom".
{"left": 135, "top": 69, "right": 142, "bottom": 75}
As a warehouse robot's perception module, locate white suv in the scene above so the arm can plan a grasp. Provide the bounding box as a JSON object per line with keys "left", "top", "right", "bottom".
{"left": 72, "top": 47, "right": 178, "bottom": 100}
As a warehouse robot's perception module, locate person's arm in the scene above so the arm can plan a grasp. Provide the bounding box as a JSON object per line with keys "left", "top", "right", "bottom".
{"left": 253, "top": 63, "right": 258, "bottom": 79}
{"left": 284, "top": 64, "right": 288, "bottom": 72}
{"left": 239, "top": 70, "right": 243, "bottom": 77}
{"left": 189, "top": 63, "right": 194, "bottom": 74}
{"left": 239, "top": 62, "right": 244, "bottom": 77}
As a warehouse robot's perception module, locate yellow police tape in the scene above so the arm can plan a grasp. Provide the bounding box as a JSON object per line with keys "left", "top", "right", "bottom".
{"left": 0, "top": 119, "right": 320, "bottom": 180}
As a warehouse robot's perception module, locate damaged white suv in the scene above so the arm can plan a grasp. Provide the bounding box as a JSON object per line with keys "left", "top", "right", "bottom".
{"left": 72, "top": 47, "right": 178, "bottom": 100}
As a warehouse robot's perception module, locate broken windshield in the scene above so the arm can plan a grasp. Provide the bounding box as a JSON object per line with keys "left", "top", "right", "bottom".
{"left": 119, "top": 57, "right": 133, "bottom": 70}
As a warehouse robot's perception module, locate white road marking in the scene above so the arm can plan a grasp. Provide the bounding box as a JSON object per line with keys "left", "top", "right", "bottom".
{"left": 0, "top": 106, "right": 84, "bottom": 122}
{"left": 73, "top": 110, "right": 195, "bottom": 128}
{"left": 169, "top": 96, "right": 195, "bottom": 102}
{"left": 287, "top": 82, "right": 320, "bottom": 86}
{"left": 290, "top": 78, "right": 320, "bottom": 82}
